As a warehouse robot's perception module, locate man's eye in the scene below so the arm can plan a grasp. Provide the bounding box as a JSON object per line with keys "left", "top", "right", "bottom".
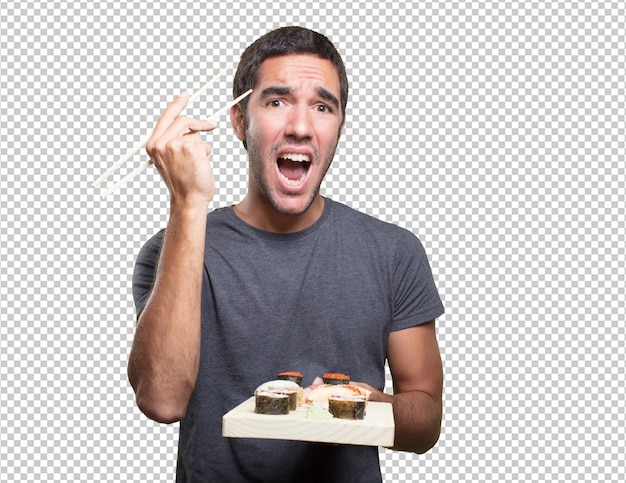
{"left": 268, "top": 100, "right": 282, "bottom": 107}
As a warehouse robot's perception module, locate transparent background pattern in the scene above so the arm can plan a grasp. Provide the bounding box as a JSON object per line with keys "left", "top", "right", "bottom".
{"left": 1, "top": 1, "right": 625, "bottom": 481}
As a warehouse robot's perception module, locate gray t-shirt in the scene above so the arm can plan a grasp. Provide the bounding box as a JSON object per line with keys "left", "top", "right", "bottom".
{"left": 133, "top": 198, "right": 444, "bottom": 482}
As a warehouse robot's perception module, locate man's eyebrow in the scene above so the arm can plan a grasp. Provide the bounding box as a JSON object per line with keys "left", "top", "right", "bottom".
{"left": 316, "top": 87, "right": 340, "bottom": 109}
{"left": 259, "top": 86, "right": 292, "bottom": 99}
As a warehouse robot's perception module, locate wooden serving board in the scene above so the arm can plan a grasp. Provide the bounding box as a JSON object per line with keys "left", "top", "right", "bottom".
{"left": 222, "top": 397, "right": 394, "bottom": 447}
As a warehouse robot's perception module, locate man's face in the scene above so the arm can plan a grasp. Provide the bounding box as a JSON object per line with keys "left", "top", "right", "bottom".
{"left": 234, "top": 54, "right": 345, "bottom": 217}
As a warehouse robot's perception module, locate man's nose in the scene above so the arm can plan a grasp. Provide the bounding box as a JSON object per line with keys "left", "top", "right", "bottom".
{"left": 284, "top": 105, "right": 313, "bottom": 139}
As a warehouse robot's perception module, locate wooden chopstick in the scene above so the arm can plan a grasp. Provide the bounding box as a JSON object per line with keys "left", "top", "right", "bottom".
{"left": 99, "top": 89, "right": 253, "bottom": 199}
{"left": 92, "top": 63, "right": 234, "bottom": 189}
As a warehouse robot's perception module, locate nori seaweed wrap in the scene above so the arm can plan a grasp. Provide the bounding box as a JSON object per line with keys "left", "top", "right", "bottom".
{"left": 328, "top": 395, "right": 367, "bottom": 420}
{"left": 255, "top": 391, "right": 290, "bottom": 415}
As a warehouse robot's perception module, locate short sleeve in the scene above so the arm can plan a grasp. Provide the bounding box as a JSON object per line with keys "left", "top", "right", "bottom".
{"left": 391, "top": 229, "right": 444, "bottom": 331}
{"left": 132, "top": 230, "right": 165, "bottom": 318}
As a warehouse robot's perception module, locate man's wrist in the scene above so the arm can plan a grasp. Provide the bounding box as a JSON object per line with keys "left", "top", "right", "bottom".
{"left": 169, "top": 198, "right": 210, "bottom": 221}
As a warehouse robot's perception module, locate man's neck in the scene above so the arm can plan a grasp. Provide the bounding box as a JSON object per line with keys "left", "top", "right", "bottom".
{"left": 233, "top": 195, "right": 325, "bottom": 233}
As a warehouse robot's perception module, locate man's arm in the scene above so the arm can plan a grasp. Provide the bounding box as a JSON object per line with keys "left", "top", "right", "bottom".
{"left": 357, "top": 320, "right": 443, "bottom": 453}
{"left": 127, "top": 92, "right": 217, "bottom": 423}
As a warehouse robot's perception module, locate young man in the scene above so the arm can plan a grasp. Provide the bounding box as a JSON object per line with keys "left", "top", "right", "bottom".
{"left": 129, "top": 26, "right": 444, "bottom": 482}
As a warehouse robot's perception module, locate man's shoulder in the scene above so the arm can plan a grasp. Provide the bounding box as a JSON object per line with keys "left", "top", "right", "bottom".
{"left": 326, "top": 199, "right": 430, "bottom": 262}
{"left": 326, "top": 198, "right": 413, "bottom": 238}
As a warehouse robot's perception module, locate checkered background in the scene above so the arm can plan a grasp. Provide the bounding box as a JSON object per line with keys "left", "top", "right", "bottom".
{"left": 1, "top": 1, "right": 625, "bottom": 481}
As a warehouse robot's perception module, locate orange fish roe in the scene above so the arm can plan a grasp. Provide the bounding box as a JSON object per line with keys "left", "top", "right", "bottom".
{"left": 277, "top": 371, "right": 303, "bottom": 385}
{"left": 323, "top": 373, "right": 350, "bottom": 385}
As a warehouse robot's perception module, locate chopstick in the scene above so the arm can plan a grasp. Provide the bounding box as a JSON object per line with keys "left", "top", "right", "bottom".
{"left": 92, "top": 62, "right": 236, "bottom": 190}
{"left": 98, "top": 88, "right": 253, "bottom": 199}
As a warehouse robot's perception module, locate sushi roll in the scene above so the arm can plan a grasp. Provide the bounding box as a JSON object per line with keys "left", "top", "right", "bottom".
{"left": 255, "top": 391, "right": 290, "bottom": 415}
{"left": 277, "top": 371, "right": 303, "bottom": 386}
{"left": 270, "top": 388, "right": 298, "bottom": 411}
{"left": 323, "top": 373, "right": 350, "bottom": 385}
{"left": 328, "top": 395, "right": 367, "bottom": 420}
{"left": 256, "top": 380, "right": 303, "bottom": 407}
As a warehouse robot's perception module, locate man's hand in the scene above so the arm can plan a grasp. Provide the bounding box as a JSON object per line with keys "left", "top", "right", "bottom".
{"left": 145, "top": 92, "right": 218, "bottom": 211}
{"left": 350, "top": 381, "right": 393, "bottom": 404}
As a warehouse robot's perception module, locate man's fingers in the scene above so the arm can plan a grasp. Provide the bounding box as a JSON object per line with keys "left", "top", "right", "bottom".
{"left": 148, "top": 118, "right": 216, "bottom": 158}
{"left": 154, "top": 134, "right": 212, "bottom": 164}
{"left": 145, "top": 93, "right": 190, "bottom": 156}
{"left": 150, "top": 92, "right": 191, "bottom": 140}
{"left": 171, "top": 116, "right": 218, "bottom": 138}
{"left": 146, "top": 117, "right": 217, "bottom": 163}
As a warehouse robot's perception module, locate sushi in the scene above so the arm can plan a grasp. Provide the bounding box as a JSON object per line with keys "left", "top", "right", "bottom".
{"left": 255, "top": 379, "right": 303, "bottom": 407}
{"left": 328, "top": 395, "right": 367, "bottom": 420}
{"left": 254, "top": 391, "right": 290, "bottom": 415}
{"left": 277, "top": 371, "right": 303, "bottom": 386}
{"left": 305, "top": 384, "right": 371, "bottom": 409}
{"left": 322, "top": 373, "right": 350, "bottom": 385}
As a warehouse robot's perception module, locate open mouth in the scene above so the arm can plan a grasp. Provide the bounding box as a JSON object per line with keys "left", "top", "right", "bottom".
{"left": 277, "top": 153, "right": 311, "bottom": 186}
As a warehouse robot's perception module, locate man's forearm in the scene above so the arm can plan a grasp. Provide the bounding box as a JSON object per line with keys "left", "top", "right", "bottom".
{"left": 128, "top": 205, "right": 207, "bottom": 423}
{"left": 389, "top": 390, "right": 442, "bottom": 453}
{"left": 368, "top": 388, "right": 441, "bottom": 453}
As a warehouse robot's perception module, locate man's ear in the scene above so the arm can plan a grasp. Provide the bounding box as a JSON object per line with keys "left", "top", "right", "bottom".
{"left": 230, "top": 105, "right": 246, "bottom": 141}
{"left": 338, "top": 118, "right": 346, "bottom": 139}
